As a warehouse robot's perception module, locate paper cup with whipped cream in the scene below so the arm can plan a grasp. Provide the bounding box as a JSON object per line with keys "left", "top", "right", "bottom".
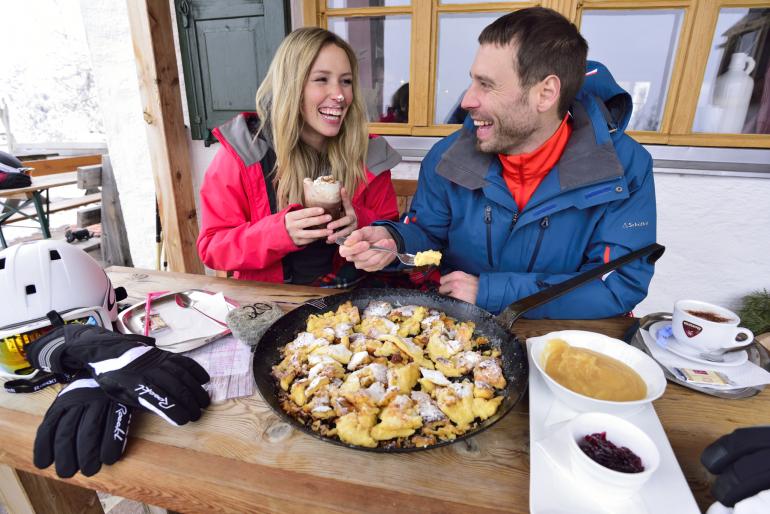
{"left": 303, "top": 175, "right": 342, "bottom": 220}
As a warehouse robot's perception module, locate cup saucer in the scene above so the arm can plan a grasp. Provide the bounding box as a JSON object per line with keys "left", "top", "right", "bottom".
{"left": 648, "top": 321, "right": 748, "bottom": 367}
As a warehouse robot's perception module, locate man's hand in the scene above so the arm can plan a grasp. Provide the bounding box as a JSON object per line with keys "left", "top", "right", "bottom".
{"left": 326, "top": 188, "right": 358, "bottom": 243}
{"left": 285, "top": 207, "right": 332, "bottom": 246}
{"left": 338, "top": 226, "right": 396, "bottom": 271}
{"left": 439, "top": 271, "right": 479, "bottom": 304}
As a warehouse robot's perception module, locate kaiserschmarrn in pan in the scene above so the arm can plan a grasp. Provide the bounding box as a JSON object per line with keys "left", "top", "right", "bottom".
{"left": 271, "top": 301, "right": 506, "bottom": 448}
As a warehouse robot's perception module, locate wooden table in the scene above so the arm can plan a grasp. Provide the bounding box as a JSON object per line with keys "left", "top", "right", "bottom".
{"left": 1, "top": 267, "right": 769, "bottom": 513}
{"left": 0, "top": 172, "right": 78, "bottom": 247}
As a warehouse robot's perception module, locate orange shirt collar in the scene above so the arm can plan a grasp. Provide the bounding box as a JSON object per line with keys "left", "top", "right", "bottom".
{"left": 498, "top": 115, "right": 573, "bottom": 211}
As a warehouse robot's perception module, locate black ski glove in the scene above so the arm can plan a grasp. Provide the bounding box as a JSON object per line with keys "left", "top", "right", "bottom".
{"left": 701, "top": 426, "right": 770, "bottom": 507}
{"left": 26, "top": 323, "right": 210, "bottom": 426}
{"left": 34, "top": 378, "right": 132, "bottom": 478}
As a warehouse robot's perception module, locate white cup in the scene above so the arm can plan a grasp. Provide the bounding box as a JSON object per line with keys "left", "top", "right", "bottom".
{"left": 672, "top": 299, "right": 754, "bottom": 353}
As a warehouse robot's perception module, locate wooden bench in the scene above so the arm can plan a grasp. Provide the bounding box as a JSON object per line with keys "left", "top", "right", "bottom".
{"left": 4, "top": 193, "right": 101, "bottom": 223}
{"left": 2, "top": 155, "right": 104, "bottom": 225}
{"left": 393, "top": 178, "right": 417, "bottom": 215}
{"left": 0, "top": 155, "right": 103, "bottom": 247}
{"left": 21, "top": 154, "right": 102, "bottom": 177}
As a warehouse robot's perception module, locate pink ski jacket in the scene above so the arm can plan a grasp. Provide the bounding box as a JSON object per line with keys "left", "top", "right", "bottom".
{"left": 196, "top": 113, "right": 401, "bottom": 283}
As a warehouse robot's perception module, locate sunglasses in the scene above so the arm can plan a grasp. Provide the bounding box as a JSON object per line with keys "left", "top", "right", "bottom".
{"left": 0, "top": 307, "right": 111, "bottom": 378}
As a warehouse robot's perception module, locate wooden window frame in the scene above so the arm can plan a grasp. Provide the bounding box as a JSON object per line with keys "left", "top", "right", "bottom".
{"left": 668, "top": 0, "right": 770, "bottom": 148}
{"left": 306, "top": 0, "right": 770, "bottom": 148}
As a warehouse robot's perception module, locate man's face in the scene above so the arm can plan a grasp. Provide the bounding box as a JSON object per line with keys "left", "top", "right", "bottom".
{"left": 460, "top": 43, "right": 538, "bottom": 155}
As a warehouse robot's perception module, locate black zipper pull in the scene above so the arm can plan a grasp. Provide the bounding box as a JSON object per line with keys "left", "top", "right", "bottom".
{"left": 526, "top": 216, "right": 551, "bottom": 273}
{"left": 484, "top": 205, "right": 492, "bottom": 224}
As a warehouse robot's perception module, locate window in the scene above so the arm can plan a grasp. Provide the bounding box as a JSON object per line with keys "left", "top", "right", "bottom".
{"left": 580, "top": 9, "right": 684, "bottom": 132}
{"left": 435, "top": 12, "right": 504, "bottom": 125}
{"left": 327, "top": 15, "right": 412, "bottom": 123}
{"left": 693, "top": 7, "right": 770, "bottom": 135}
{"left": 308, "top": 0, "right": 770, "bottom": 148}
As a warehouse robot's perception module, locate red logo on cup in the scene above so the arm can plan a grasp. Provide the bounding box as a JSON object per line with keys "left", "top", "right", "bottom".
{"left": 682, "top": 320, "right": 702, "bottom": 338}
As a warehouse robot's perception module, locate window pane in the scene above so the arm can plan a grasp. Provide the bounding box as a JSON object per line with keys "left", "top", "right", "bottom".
{"left": 435, "top": 12, "right": 504, "bottom": 124}
{"left": 581, "top": 9, "right": 684, "bottom": 132}
{"left": 328, "top": 1, "right": 410, "bottom": 8}
{"left": 693, "top": 8, "right": 770, "bottom": 135}
{"left": 328, "top": 16, "right": 411, "bottom": 123}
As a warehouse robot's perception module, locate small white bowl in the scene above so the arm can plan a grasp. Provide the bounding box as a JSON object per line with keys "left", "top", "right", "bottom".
{"left": 529, "top": 330, "right": 666, "bottom": 414}
{"left": 567, "top": 412, "right": 660, "bottom": 498}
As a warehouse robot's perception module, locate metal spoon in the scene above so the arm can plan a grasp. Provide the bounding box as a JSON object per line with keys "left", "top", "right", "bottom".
{"left": 174, "top": 292, "right": 229, "bottom": 327}
{"left": 335, "top": 236, "right": 416, "bottom": 266}
{"left": 698, "top": 342, "right": 754, "bottom": 363}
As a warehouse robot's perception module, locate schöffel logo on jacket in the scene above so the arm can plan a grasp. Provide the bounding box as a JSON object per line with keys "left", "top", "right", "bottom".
{"left": 623, "top": 221, "right": 649, "bottom": 229}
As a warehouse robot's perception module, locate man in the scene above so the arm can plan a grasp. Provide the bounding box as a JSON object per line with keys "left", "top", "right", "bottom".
{"left": 339, "top": 7, "right": 657, "bottom": 319}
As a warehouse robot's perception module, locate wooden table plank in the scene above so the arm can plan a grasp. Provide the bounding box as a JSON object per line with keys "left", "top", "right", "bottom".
{"left": 1, "top": 267, "right": 769, "bottom": 513}
{"left": 0, "top": 171, "right": 78, "bottom": 196}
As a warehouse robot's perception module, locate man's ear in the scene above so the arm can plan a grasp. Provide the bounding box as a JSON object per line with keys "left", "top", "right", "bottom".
{"left": 532, "top": 75, "right": 561, "bottom": 114}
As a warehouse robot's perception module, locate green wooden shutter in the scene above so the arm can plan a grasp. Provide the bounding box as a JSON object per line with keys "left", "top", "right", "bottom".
{"left": 175, "top": 0, "right": 289, "bottom": 144}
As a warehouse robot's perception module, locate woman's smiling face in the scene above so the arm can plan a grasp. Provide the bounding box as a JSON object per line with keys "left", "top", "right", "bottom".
{"left": 300, "top": 43, "right": 354, "bottom": 151}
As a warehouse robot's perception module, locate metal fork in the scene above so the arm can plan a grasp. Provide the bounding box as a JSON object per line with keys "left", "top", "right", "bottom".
{"left": 335, "top": 236, "right": 416, "bottom": 266}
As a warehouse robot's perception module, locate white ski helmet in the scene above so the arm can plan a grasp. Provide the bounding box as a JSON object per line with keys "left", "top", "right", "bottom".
{"left": 0, "top": 239, "right": 118, "bottom": 328}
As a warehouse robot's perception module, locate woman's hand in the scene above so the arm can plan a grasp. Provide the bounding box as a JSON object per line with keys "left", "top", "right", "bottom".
{"left": 326, "top": 187, "right": 358, "bottom": 243}
{"left": 284, "top": 207, "right": 332, "bottom": 246}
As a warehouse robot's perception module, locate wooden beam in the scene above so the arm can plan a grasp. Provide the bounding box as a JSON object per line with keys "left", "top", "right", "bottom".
{"left": 2, "top": 466, "right": 105, "bottom": 514}
{"left": 126, "top": 0, "right": 203, "bottom": 274}
{"left": 77, "top": 165, "right": 103, "bottom": 190}
{"left": 77, "top": 204, "right": 102, "bottom": 227}
{"left": 0, "top": 464, "right": 34, "bottom": 514}
{"left": 100, "top": 155, "right": 134, "bottom": 268}
{"left": 302, "top": 0, "right": 318, "bottom": 27}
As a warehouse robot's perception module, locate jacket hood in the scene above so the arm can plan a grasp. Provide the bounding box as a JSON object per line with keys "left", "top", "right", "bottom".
{"left": 578, "top": 60, "right": 633, "bottom": 133}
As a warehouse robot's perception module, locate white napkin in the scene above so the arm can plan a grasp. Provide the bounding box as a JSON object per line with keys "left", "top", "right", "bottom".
{"left": 640, "top": 326, "right": 770, "bottom": 390}
{"left": 707, "top": 490, "right": 770, "bottom": 514}
{"left": 193, "top": 292, "right": 232, "bottom": 324}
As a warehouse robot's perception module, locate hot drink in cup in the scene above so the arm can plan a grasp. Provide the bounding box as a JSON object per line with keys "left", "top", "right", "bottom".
{"left": 303, "top": 175, "right": 342, "bottom": 221}
{"left": 672, "top": 299, "right": 754, "bottom": 353}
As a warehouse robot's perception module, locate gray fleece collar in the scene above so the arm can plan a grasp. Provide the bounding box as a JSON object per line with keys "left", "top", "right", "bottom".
{"left": 217, "top": 114, "right": 401, "bottom": 175}
{"left": 436, "top": 99, "right": 623, "bottom": 192}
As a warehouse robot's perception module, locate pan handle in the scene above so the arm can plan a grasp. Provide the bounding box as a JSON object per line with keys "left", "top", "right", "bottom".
{"left": 495, "top": 243, "right": 665, "bottom": 330}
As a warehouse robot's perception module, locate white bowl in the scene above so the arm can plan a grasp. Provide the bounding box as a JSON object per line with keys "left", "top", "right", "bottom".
{"left": 567, "top": 412, "right": 660, "bottom": 498}
{"left": 529, "top": 330, "right": 667, "bottom": 414}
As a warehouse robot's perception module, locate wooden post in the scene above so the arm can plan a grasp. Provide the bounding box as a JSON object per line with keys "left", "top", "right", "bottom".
{"left": 0, "top": 464, "right": 34, "bottom": 514}
{"left": 126, "top": 0, "right": 203, "bottom": 274}
{"left": 100, "top": 155, "right": 134, "bottom": 268}
{"left": 0, "top": 466, "right": 105, "bottom": 514}
{"left": 76, "top": 164, "right": 102, "bottom": 191}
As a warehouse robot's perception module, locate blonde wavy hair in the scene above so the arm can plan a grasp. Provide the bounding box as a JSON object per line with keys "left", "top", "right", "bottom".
{"left": 255, "top": 27, "right": 369, "bottom": 210}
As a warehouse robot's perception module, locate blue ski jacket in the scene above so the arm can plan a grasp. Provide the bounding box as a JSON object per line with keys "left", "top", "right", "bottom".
{"left": 377, "top": 62, "right": 657, "bottom": 319}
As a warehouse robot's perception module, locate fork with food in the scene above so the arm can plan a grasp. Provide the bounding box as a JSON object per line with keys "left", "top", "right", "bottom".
{"left": 336, "top": 236, "right": 441, "bottom": 268}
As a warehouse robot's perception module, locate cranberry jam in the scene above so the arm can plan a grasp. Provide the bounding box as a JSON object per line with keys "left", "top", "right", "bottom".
{"left": 578, "top": 432, "right": 645, "bottom": 473}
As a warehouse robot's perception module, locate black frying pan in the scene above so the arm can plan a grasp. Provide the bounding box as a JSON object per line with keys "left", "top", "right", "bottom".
{"left": 253, "top": 243, "right": 665, "bottom": 452}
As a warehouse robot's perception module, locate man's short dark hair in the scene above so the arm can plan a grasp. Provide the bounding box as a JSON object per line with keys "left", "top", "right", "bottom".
{"left": 479, "top": 7, "right": 588, "bottom": 118}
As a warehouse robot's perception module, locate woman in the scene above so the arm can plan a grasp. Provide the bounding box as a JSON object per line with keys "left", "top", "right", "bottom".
{"left": 196, "top": 27, "right": 400, "bottom": 285}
